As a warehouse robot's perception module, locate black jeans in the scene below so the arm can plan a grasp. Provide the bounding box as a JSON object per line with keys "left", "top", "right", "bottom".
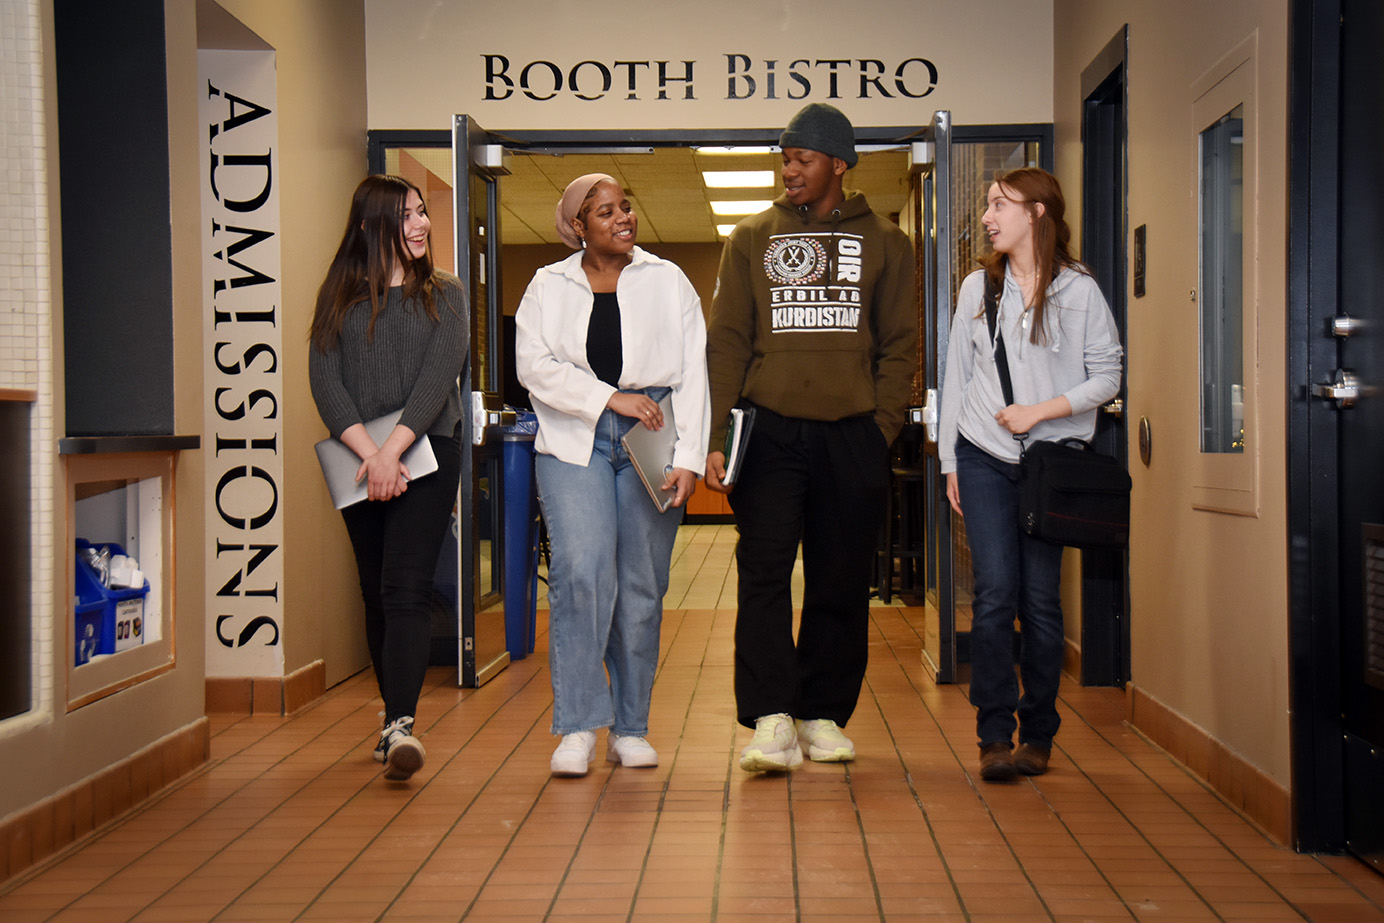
{"left": 340, "top": 429, "right": 461, "bottom": 724}
{"left": 728, "top": 406, "right": 889, "bottom": 728}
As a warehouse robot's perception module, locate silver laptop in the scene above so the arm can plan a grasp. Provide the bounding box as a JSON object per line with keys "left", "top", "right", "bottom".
{"left": 620, "top": 393, "right": 678, "bottom": 513}
{"left": 314, "top": 410, "right": 439, "bottom": 509}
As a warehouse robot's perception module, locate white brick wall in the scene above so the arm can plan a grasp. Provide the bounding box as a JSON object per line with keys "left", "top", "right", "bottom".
{"left": 1, "top": 0, "right": 56, "bottom": 725}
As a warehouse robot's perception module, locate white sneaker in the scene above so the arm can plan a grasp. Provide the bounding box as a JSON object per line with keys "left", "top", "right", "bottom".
{"left": 606, "top": 733, "right": 658, "bottom": 768}
{"left": 380, "top": 716, "right": 425, "bottom": 781}
{"left": 551, "top": 730, "right": 597, "bottom": 777}
{"left": 797, "top": 718, "right": 855, "bottom": 762}
{"left": 739, "top": 713, "right": 803, "bottom": 772}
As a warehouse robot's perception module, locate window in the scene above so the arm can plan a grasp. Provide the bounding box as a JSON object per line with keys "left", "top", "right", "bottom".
{"left": 1200, "top": 105, "right": 1245, "bottom": 454}
{"left": 1190, "top": 36, "right": 1258, "bottom": 515}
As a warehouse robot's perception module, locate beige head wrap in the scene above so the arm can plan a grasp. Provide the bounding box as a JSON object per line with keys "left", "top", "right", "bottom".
{"left": 555, "top": 173, "right": 617, "bottom": 249}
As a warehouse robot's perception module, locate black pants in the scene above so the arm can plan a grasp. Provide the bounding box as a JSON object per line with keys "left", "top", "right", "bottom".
{"left": 340, "top": 430, "right": 461, "bottom": 724}
{"left": 728, "top": 407, "right": 889, "bottom": 729}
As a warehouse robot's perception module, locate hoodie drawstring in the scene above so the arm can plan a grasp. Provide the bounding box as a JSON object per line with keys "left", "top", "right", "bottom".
{"left": 800, "top": 205, "right": 845, "bottom": 282}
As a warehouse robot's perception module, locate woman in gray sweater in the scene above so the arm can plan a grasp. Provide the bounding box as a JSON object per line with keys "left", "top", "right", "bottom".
{"left": 309, "top": 175, "right": 467, "bottom": 782}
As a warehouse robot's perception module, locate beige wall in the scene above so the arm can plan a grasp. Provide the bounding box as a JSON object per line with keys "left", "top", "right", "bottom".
{"left": 0, "top": 0, "right": 213, "bottom": 823}
{"left": 364, "top": 0, "right": 1055, "bottom": 132}
{"left": 211, "top": 0, "right": 371, "bottom": 685}
{"left": 1053, "top": 1, "right": 1292, "bottom": 783}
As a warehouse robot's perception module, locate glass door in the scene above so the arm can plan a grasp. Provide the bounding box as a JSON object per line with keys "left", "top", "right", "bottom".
{"left": 918, "top": 115, "right": 1047, "bottom": 684}
{"left": 916, "top": 111, "right": 958, "bottom": 682}
{"left": 452, "top": 115, "right": 512, "bottom": 687}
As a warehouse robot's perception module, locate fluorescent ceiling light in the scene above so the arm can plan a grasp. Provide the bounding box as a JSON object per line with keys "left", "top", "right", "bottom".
{"left": 702, "top": 170, "right": 775, "bottom": 188}
{"left": 710, "top": 200, "right": 772, "bottom": 215}
{"left": 716, "top": 224, "right": 739, "bottom": 237}
{"left": 694, "top": 145, "right": 778, "bottom": 155}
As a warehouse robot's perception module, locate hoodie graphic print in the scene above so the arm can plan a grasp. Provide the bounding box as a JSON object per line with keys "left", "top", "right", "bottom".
{"left": 763, "top": 232, "right": 864, "bottom": 334}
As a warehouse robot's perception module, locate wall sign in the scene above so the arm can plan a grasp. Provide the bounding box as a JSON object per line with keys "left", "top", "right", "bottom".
{"left": 364, "top": 0, "right": 1054, "bottom": 131}
{"left": 481, "top": 55, "right": 939, "bottom": 102}
{"left": 199, "top": 49, "right": 285, "bottom": 678}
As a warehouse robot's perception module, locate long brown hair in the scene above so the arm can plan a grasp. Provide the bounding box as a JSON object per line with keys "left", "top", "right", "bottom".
{"left": 979, "top": 167, "right": 1087, "bottom": 344}
{"left": 310, "top": 175, "right": 439, "bottom": 351}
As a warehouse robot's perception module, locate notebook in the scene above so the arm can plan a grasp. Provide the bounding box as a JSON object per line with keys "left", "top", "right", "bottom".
{"left": 620, "top": 393, "right": 678, "bottom": 513}
{"left": 314, "top": 410, "right": 439, "bottom": 509}
{"left": 720, "top": 405, "right": 757, "bottom": 486}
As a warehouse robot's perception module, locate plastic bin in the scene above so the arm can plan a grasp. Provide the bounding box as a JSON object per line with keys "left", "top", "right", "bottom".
{"left": 499, "top": 412, "right": 540, "bottom": 660}
{"left": 74, "top": 539, "right": 150, "bottom": 666}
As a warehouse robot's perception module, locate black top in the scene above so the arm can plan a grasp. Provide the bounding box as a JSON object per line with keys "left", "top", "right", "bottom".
{"left": 586, "top": 291, "right": 623, "bottom": 388}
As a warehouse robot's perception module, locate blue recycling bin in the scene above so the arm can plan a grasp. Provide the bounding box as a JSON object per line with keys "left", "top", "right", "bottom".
{"left": 500, "top": 413, "right": 540, "bottom": 660}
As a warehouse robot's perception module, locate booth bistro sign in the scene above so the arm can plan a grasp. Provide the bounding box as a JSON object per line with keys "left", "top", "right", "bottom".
{"left": 482, "top": 54, "right": 938, "bottom": 102}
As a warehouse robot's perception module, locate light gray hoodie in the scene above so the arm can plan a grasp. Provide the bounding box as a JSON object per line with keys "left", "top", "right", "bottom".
{"left": 938, "top": 265, "right": 1123, "bottom": 474}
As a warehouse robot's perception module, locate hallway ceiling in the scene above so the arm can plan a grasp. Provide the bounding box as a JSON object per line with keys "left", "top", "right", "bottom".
{"left": 495, "top": 146, "right": 913, "bottom": 245}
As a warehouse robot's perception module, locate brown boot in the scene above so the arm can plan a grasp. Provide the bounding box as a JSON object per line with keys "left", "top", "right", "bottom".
{"left": 1014, "top": 743, "right": 1051, "bottom": 776}
{"left": 979, "top": 742, "right": 1017, "bottom": 781}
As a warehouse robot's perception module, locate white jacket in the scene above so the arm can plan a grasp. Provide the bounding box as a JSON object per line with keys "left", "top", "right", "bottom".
{"left": 515, "top": 246, "right": 711, "bottom": 473}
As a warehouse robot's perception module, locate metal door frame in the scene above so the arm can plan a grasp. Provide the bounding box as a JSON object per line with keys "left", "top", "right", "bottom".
{"left": 1079, "top": 27, "right": 1133, "bottom": 687}
{"left": 1286, "top": 0, "right": 1345, "bottom": 852}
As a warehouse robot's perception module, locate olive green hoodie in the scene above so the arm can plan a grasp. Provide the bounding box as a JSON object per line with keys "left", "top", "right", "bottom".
{"left": 707, "top": 190, "right": 918, "bottom": 447}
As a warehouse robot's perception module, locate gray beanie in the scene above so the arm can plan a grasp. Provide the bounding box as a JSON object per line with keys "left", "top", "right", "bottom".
{"left": 779, "top": 103, "right": 857, "bottom": 168}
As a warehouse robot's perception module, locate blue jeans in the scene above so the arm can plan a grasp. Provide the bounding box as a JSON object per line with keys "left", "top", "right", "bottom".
{"left": 535, "top": 389, "right": 683, "bottom": 737}
{"left": 955, "top": 437, "right": 1066, "bottom": 750}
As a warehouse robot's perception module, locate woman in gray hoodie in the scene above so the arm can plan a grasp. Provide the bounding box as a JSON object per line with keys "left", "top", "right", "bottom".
{"left": 938, "top": 167, "right": 1123, "bottom": 782}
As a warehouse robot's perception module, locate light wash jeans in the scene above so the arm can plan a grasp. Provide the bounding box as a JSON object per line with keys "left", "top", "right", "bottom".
{"left": 536, "top": 388, "right": 682, "bottom": 737}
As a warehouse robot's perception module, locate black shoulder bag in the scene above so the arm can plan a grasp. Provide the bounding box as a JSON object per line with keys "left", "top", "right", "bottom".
{"left": 984, "top": 275, "right": 1131, "bottom": 548}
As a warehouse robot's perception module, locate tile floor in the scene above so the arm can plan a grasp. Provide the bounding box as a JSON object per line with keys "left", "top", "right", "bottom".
{"left": 4, "top": 525, "right": 1383, "bottom": 922}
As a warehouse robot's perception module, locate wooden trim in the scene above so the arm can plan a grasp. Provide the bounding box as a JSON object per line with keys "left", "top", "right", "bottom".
{"left": 205, "top": 660, "right": 326, "bottom": 716}
{"left": 0, "top": 718, "right": 208, "bottom": 885}
{"left": 1128, "top": 684, "right": 1291, "bottom": 844}
{"left": 0, "top": 389, "right": 37, "bottom": 402}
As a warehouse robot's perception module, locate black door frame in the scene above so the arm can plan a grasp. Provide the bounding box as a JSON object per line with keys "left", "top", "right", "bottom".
{"left": 1078, "top": 26, "right": 1132, "bottom": 688}
{"left": 1286, "top": 0, "right": 1345, "bottom": 853}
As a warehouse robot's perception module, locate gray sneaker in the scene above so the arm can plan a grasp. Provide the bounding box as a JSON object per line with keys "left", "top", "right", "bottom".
{"left": 381, "top": 716, "right": 425, "bottom": 781}
{"left": 739, "top": 713, "right": 803, "bottom": 772}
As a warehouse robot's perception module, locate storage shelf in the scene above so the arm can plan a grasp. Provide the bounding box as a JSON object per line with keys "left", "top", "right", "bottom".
{"left": 59, "top": 435, "right": 199, "bottom": 455}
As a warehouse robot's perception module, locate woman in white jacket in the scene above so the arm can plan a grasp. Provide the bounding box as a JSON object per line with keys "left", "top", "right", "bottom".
{"left": 938, "top": 167, "right": 1123, "bottom": 783}
{"left": 516, "top": 174, "right": 710, "bottom": 777}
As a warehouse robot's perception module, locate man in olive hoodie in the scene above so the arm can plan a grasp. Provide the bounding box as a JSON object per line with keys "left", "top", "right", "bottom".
{"left": 705, "top": 103, "right": 918, "bottom": 772}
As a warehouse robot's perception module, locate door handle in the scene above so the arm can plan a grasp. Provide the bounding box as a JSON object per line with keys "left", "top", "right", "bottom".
{"left": 1100, "top": 398, "right": 1125, "bottom": 417}
{"left": 920, "top": 389, "right": 939, "bottom": 443}
{"left": 471, "top": 391, "right": 515, "bottom": 446}
{"left": 1331, "top": 314, "right": 1369, "bottom": 337}
{"left": 1311, "top": 369, "right": 1361, "bottom": 409}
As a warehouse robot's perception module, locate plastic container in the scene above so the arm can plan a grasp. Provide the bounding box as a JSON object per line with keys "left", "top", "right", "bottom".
{"left": 74, "top": 539, "right": 150, "bottom": 666}
{"left": 499, "top": 412, "right": 540, "bottom": 660}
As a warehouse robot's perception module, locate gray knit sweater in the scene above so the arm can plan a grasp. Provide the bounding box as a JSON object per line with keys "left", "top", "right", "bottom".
{"left": 309, "top": 274, "right": 468, "bottom": 440}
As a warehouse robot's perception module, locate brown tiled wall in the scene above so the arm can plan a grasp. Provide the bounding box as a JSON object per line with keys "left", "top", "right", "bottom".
{"left": 0, "top": 717, "right": 209, "bottom": 885}
{"left": 205, "top": 659, "right": 326, "bottom": 717}
{"left": 1128, "top": 684, "right": 1291, "bottom": 844}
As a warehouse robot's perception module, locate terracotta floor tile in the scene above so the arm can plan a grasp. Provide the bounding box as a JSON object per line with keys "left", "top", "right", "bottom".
{"left": 4, "top": 527, "right": 1383, "bottom": 921}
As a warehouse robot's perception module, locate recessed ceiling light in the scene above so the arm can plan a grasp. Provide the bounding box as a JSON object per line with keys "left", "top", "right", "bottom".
{"left": 702, "top": 170, "right": 775, "bottom": 188}
{"left": 710, "top": 200, "right": 772, "bottom": 215}
{"left": 694, "top": 145, "right": 778, "bottom": 155}
{"left": 716, "top": 224, "right": 740, "bottom": 237}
